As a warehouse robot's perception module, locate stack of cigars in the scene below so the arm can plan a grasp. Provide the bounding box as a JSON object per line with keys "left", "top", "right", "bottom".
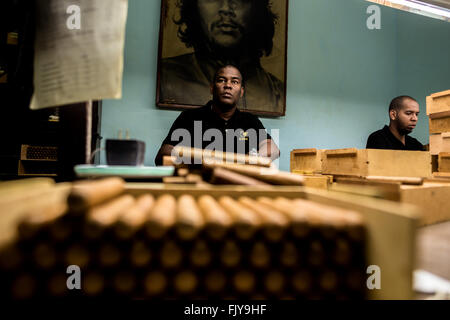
{"left": 0, "top": 177, "right": 367, "bottom": 299}
{"left": 163, "top": 147, "right": 306, "bottom": 186}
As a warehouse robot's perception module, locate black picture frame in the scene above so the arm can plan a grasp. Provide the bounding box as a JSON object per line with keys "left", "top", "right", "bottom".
{"left": 156, "top": 0, "right": 288, "bottom": 117}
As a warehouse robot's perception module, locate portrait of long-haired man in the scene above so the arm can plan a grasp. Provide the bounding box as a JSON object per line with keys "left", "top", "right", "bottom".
{"left": 156, "top": 0, "right": 288, "bottom": 116}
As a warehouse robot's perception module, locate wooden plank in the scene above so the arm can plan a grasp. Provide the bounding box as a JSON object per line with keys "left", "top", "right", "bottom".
{"left": 426, "top": 90, "right": 450, "bottom": 115}
{"left": 332, "top": 176, "right": 402, "bottom": 201}
{"left": 430, "top": 89, "right": 450, "bottom": 99}
{"left": 430, "top": 133, "right": 450, "bottom": 155}
{"left": 296, "top": 174, "right": 330, "bottom": 190}
{"left": 325, "top": 148, "right": 359, "bottom": 157}
{"left": 438, "top": 152, "right": 450, "bottom": 172}
{"left": 330, "top": 182, "right": 401, "bottom": 201}
{"left": 291, "top": 148, "right": 318, "bottom": 154}
{"left": 416, "top": 221, "right": 450, "bottom": 280}
{"left": 367, "top": 150, "right": 431, "bottom": 177}
{"left": 429, "top": 114, "right": 450, "bottom": 134}
{"left": 331, "top": 177, "right": 449, "bottom": 229}
{"left": 125, "top": 183, "right": 419, "bottom": 299}
{"left": 290, "top": 148, "right": 323, "bottom": 173}
{"left": 332, "top": 175, "right": 450, "bottom": 225}
{"left": 433, "top": 172, "right": 450, "bottom": 178}
{"left": 401, "top": 182, "right": 450, "bottom": 226}
{"left": 429, "top": 110, "right": 450, "bottom": 119}
{"left": 322, "top": 149, "right": 431, "bottom": 178}
{"left": 322, "top": 149, "right": 367, "bottom": 177}
{"left": 365, "top": 176, "right": 423, "bottom": 185}
{"left": 126, "top": 183, "right": 304, "bottom": 199}
{"left": 425, "top": 175, "right": 450, "bottom": 182}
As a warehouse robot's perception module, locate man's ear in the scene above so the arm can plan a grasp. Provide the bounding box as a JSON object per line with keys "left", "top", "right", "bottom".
{"left": 210, "top": 84, "right": 214, "bottom": 95}
{"left": 390, "top": 109, "right": 397, "bottom": 121}
{"left": 240, "top": 86, "right": 244, "bottom": 98}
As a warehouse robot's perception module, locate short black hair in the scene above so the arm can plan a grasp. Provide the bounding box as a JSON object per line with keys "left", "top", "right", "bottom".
{"left": 389, "top": 96, "right": 417, "bottom": 111}
{"left": 212, "top": 64, "right": 245, "bottom": 87}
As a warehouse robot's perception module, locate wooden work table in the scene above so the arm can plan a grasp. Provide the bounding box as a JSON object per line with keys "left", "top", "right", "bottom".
{"left": 416, "top": 221, "right": 450, "bottom": 280}
{"left": 415, "top": 221, "right": 450, "bottom": 299}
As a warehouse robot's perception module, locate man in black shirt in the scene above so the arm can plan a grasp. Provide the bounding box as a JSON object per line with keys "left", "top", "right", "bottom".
{"left": 366, "top": 96, "right": 424, "bottom": 151}
{"left": 155, "top": 65, "right": 280, "bottom": 165}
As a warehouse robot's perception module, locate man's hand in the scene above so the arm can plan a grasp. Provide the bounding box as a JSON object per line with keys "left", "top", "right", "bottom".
{"left": 258, "top": 139, "right": 280, "bottom": 161}
{"left": 155, "top": 144, "right": 174, "bottom": 166}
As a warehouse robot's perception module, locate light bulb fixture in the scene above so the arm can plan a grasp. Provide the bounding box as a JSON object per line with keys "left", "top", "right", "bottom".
{"left": 367, "top": 0, "right": 450, "bottom": 21}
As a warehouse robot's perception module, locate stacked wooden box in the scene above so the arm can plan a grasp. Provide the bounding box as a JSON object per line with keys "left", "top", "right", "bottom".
{"left": 289, "top": 149, "right": 331, "bottom": 190}
{"left": 321, "top": 148, "right": 431, "bottom": 178}
{"left": 290, "top": 149, "right": 324, "bottom": 174}
{"left": 291, "top": 148, "right": 431, "bottom": 179}
{"left": 290, "top": 147, "right": 449, "bottom": 225}
{"left": 330, "top": 176, "right": 450, "bottom": 226}
{"left": 427, "top": 90, "right": 450, "bottom": 177}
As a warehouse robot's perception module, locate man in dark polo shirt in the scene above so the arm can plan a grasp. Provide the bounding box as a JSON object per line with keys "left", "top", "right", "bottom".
{"left": 366, "top": 95, "right": 424, "bottom": 151}
{"left": 155, "top": 65, "right": 280, "bottom": 165}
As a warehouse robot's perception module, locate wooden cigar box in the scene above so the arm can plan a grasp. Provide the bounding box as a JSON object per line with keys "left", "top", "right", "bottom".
{"left": 400, "top": 181, "right": 450, "bottom": 226}
{"left": 322, "top": 148, "right": 431, "bottom": 178}
{"left": 292, "top": 174, "right": 331, "bottom": 190}
{"left": 332, "top": 176, "right": 450, "bottom": 226}
{"left": 429, "top": 111, "right": 450, "bottom": 134}
{"left": 430, "top": 133, "right": 450, "bottom": 155}
{"left": 426, "top": 90, "right": 450, "bottom": 115}
{"left": 290, "top": 148, "right": 324, "bottom": 174}
{"left": 126, "top": 183, "right": 420, "bottom": 300}
{"left": 438, "top": 152, "right": 450, "bottom": 172}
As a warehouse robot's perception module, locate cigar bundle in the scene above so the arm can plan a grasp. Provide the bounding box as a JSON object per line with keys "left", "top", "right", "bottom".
{"left": 165, "top": 147, "right": 306, "bottom": 187}
{"left": 0, "top": 179, "right": 367, "bottom": 299}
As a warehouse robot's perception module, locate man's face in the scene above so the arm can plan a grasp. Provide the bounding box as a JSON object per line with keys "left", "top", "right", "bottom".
{"left": 211, "top": 66, "right": 244, "bottom": 108}
{"left": 197, "top": 0, "right": 253, "bottom": 49}
{"left": 391, "top": 99, "right": 420, "bottom": 134}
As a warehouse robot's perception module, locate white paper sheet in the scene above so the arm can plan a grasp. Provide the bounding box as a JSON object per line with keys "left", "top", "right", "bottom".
{"left": 30, "top": 0, "right": 128, "bottom": 110}
{"left": 414, "top": 269, "right": 450, "bottom": 294}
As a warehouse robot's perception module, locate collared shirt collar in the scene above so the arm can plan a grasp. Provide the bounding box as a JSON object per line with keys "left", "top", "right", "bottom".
{"left": 383, "top": 125, "right": 405, "bottom": 145}
{"left": 207, "top": 100, "right": 240, "bottom": 124}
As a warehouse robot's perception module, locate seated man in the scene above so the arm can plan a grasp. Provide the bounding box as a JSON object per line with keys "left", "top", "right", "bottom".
{"left": 366, "top": 96, "right": 424, "bottom": 151}
{"left": 155, "top": 65, "right": 280, "bottom": 165}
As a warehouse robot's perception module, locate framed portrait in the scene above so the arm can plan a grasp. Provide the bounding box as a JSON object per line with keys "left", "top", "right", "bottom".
{"left": 156, "top": 0, "right": 288, "bottom": 117}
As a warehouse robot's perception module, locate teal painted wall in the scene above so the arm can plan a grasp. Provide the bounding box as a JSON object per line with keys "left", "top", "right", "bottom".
{"left": 101, "top": 0, "right": 450, "bottom": 171}
{"left": 397, "top": 10, "right": 450, "bottom": 142}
